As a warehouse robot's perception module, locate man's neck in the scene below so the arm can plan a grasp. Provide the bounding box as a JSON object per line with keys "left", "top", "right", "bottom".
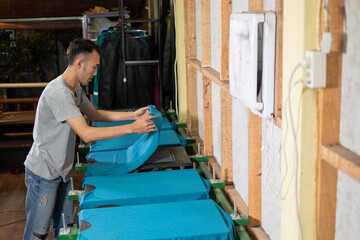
{"left": 61, "top": 68, "right": 78, "bottom": 94}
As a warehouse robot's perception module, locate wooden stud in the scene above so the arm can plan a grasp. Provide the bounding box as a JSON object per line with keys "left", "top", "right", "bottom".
{"left": 247, "top": 0, "right": 263, "bottom": 229}
{"left": 315, "top": 160, "right": 338, "bottom": 240}
{"left": 248, "top": 110, "right": 262, "bottom": 227}
{"left": 202, "top": 75, "right": 213, "bottom": 156}
{"left": 186, "top": 64, "right": 199, "bottom": 137}
{"left": 220, "top": 0, "right": 232, "bottom": 80}
{"left": 321, "top": 144, "right": 360, "bottom": 183}
{"left": 274, "top": 0, "right": 283, "bottom": 128}
{"left": 220, "top": 88, "right": 233, "bottom": 183}
{"left": 249, "top": 0, "right": 263, "bottom": 12}
{"left": 184, "top": 0, "right": 196, "bottom": 59}
{"left": 315, "top": 0, "right": 344, "bottom": 239}
{"left": 200, "top": 0, "right": 211, "bottom": 67}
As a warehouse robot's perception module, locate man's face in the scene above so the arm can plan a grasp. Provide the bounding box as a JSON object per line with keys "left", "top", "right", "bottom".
{"left": 79, "top": 50, "right": 100, "bottom": 86}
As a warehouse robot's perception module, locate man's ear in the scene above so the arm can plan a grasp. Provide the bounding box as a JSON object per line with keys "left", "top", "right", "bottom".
{"left": 75, "top": 57, "right": 84, "bottom": 69}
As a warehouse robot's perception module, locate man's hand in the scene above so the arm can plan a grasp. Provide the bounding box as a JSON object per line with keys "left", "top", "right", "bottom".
{"left": 134, "top": 106, "right": 152, "bottom": 120}
{"left": 131, "top": 115, "right": 158, "bottom": 134}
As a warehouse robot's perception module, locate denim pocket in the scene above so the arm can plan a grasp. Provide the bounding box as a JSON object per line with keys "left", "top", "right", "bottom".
{"left": 25, "top": 168, "right": 36, "bottom": 187}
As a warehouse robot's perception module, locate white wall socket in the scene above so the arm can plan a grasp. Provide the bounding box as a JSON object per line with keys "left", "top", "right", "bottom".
{"left": 305, "top": 50, "right": 327, "bottom": 88}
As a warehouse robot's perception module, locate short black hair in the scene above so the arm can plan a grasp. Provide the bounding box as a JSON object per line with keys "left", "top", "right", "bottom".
{"left": 66, "top": 38, "right": 100, "bottom": 66}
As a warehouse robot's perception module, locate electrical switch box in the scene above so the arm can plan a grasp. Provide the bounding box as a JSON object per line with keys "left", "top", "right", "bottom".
{"left": 229, "top": 12, "right": 276, "bottom": 119}
{"left": 305, "top": 50, "right": 327, "bottom": 88}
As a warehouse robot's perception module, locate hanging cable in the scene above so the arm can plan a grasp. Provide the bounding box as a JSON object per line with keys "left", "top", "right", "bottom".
{"left": 282, "top": 63, "right": 306, "bottom": 240}
{"left": 173, "top": 0, "right": 179, "bottom": 118}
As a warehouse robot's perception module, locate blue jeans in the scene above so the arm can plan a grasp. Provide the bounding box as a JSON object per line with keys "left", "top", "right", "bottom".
{"left": 23, "top": 168, "right": 74, "bottom": 240}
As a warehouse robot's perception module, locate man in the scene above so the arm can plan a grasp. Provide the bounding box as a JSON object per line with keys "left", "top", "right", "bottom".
{"left": 23, "top": 38, "right": 157, "bottom": 240}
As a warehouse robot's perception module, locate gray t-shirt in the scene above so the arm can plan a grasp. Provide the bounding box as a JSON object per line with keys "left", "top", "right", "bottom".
{"left": 24, "top": 76, "right": 92, "bottom": 182}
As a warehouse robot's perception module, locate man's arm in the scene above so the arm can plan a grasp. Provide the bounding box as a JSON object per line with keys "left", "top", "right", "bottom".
{"left": 66, "top": 114, "right": 157, "bottom": 143}
{"left": 81, "top": 105, "right": 151, "bottom": 123}
{"left": 81, "top": 105, "right": 147, "bottom": 122}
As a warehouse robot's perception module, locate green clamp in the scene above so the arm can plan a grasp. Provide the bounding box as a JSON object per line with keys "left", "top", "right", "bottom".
{"left": 210, "top": 179, "right": 225, "bottom": 189}
{"left": 176, "top": 122, "right": 187, "bottom": 129}
{"left": 232, "top": 214, "right": 249, "bottom": 226}
{"left": 177, "top": 128, "right": 195, "bottom": 145}
{"left": 190, "top": 155, "right": 209, "bottom": 162}
{"left": 166, "top": 110, "right": 176, "bottom": 116}
{"left": 75, "top": 163, "right": 88, "bottom": 172}
{"left": 59, "top": 227, "right": 79, "bottom": 240}
{"left": 78, "top": 144, "right": 90, "bottom": 153}
{"left": 68, "top": 190, "right": 84, "bottom": 201}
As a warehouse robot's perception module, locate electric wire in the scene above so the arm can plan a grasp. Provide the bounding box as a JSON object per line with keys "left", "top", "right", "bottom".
{"left": 282, "top": 63, "right": 304, "bottom": 240}
{"left": 173, "top": 0, "right": 179, "bottom": 118}
{"left": 263, "top": 119, "right": 280, "bottom": 198}
{"left": 280, "top": 64, "right": 300, "bottom": 199}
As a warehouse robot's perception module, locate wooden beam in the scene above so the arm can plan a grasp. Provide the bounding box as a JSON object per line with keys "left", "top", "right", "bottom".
{"left": 186, "top": 58, "right": 202, "bottom": 71}
{"left": 0, "top": 21, "right": 81, "bottom": 30}
{"left": 200, "top": 0, "right": 211, "bottom": 67}
{"left": 226, "top": 185, "right": 271, "bottom": 240}
{"left": 274, "top": 0, "right": 283, "bottom": 128}
{"left": 0, "top": 83, "right": 48, "bottom": 88}
{"left": 321, "top": 144, "right": 360, "bottom": 183}
{"left": 208, "top": 156, "right": 222, "bottom": 181}
{"left": 315, "top": 0, "right": 344, "bottom": 239}
{"left": 186, "top": 64, "right": 199, "bottom": 137}
{"left": 220, "top": 88, "right": 232, "bottom": 183}
{"left": 202, "top": 75, "right": 213, "bottom": 156}
{"left": 184, "top": 0, "right": 196, "bottom": 59}
{"left": 202, "top": 68, "right": 230, "bottom": 94}
{"left": 0, "top": 98, "right": 39, "bottom": 104}
{"left": 220, "top": 0, "right": 231, "bottom": 80}
{"left": 225, "top": 185, "right": 249, "bottom": 215}
{"left": 204, "top": 158, "right": 270, "bottom": 239}
{"left": 187, "top": 59, "right": 230, "bottom": 94}
{"left": 248, "top": 110, "right": 262, "bottom": 227}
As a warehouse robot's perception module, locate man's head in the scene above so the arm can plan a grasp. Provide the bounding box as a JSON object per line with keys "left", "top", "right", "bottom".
{"left": 66, "top": 38, "right": 100, "bottom": 86}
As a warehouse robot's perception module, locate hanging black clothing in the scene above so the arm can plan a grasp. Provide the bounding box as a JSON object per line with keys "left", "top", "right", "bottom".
{"left": 99, "top": 32, "right": 156, "bottom": 109}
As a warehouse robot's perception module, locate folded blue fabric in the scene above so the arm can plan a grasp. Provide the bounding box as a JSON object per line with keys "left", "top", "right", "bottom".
{"left": 86, "top": 105, "right": 162, "bottom": 176}
{"left": 89, "top": 114, "right": 186, "bottom": 152}
{"left": 79, "top": 169, "right": 211, "bottom": 209}
{"left": 78, "top": 199, "right": 237, "bottom": 240}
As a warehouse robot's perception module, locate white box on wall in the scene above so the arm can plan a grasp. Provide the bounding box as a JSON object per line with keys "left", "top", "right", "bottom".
{"left": 229, "top": 12, "right": 276, "bottom": 119}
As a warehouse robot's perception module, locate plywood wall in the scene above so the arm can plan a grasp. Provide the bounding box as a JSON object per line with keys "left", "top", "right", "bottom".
{"left": 339, "top": 0, "right": 360, "bottom": 158}
{"left": 232, "top": 96, "right": 249, "bottom": 205}
{"left": 180, "top": 0, "right": 360, "bottom": 239}
{"left": 335, "top": 0, "right": 360, "bottom": 238}
{"left": 261, "top": 121, "right": 282, "bottom": 240}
